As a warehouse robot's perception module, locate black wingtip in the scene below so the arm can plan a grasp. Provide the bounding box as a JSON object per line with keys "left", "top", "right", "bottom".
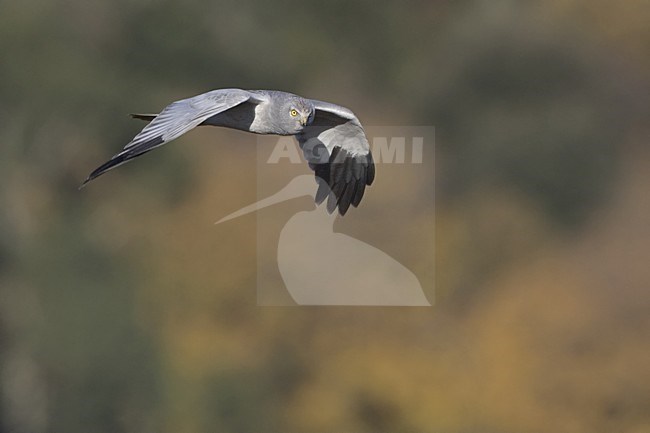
{"left": 80, "top": 152, "right": 132, "bottom": 189}
{"left": 366, "top": 152, "right": 375, "bottom": 185}
{"left": 80, "top": 135, "right": 164, "bottom": 189}
{"left": 311, "top": 147, "right": 375, "bottom": 216}
{"left": 78, "top": 178, "right": 91, "bottom": 190}
{"left": 78, "top": 169, "right": 104, "bottom": 190}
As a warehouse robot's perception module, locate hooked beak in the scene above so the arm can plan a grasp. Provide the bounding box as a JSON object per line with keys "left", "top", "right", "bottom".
{"left": 299, "top": 115, "right": 308, "bottom": 126}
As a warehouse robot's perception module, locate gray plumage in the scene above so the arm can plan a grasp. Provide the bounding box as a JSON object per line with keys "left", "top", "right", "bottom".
{"left": 82, "top": 88, "right": 375, "bottom": 215}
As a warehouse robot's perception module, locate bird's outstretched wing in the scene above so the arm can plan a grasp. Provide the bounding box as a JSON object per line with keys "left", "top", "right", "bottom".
{"left": 297, "top": 100, "right": 375, "bottom": 215}
{"left": 81, "top": 89, "right": 265, "bottom": 186}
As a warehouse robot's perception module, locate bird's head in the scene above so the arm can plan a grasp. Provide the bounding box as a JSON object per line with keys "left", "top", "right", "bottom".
{"left": 284, "top": 97, "right": 314, "bottom": 133}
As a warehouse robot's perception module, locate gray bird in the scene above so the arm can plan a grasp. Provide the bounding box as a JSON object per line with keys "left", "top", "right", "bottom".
{"left": 82, "top": 88, "right": 375, "bottom": 215}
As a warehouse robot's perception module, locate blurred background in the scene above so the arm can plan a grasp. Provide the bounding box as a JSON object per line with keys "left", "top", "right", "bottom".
{"left": 1, "top": 0, "right": 649, "bottom": 432}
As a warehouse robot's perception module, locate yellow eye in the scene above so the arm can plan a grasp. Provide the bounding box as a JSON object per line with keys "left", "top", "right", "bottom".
{"left": 290, "top": 109, "right": 298, "bottom": 117}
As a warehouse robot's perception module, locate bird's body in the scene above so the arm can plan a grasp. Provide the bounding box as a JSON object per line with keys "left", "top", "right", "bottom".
{"left": 83, "top": 88, "right": 374, "bottom": 215}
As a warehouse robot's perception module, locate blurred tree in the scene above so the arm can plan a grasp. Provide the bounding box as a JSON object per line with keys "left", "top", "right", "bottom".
{"left": 0, "top": 0, "right": 648, "bottom": 432}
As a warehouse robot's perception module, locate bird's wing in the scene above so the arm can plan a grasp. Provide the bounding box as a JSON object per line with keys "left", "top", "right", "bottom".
{"left": 297, "top": 99, "right": 375, "bottom": 215}
{"left": 82, "top": 89, "right": 266, "bottom": 186}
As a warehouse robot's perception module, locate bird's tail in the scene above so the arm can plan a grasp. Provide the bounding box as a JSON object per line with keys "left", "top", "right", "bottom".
{"left": 130, "top": 113, "right": 157, "bottom": 122}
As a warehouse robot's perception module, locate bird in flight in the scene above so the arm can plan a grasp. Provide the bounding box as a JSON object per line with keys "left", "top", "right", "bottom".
{"left": 82, "top": 89, "right": 375, "bottom": 215}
